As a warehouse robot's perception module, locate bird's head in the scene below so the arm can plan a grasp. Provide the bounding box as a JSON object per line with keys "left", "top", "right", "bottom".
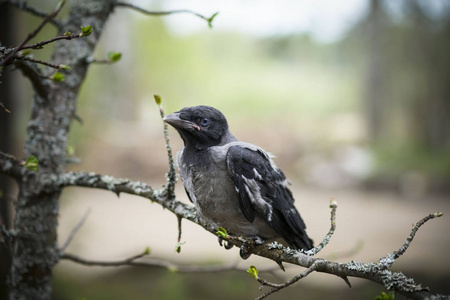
{"left": 163, "top": 106, "right": 235, "bottom": 149}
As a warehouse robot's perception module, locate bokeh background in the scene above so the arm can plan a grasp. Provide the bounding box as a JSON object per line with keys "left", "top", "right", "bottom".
{"left": 1, "top": 0, "right": 450, "bottom": 299}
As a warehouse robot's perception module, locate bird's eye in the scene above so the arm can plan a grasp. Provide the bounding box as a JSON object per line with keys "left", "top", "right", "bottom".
{"left": 200, "top": 118, "right": 209, "bottom": 127}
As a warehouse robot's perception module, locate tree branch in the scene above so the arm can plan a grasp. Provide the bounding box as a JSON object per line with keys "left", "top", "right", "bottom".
{"left": 14, "top": 55, "right": 69, "bottom": 70}
{"left": 115, "top": 2, "right": 219, "bottom": 28}
{"left": 6, "top": 0, "right": 62, "bottom": 27}
{"left": 42, "top": 170, "right": 446, "bottom": 299}
{"left": 60, "top": 250, "right": 280, "bottom": 274}
{"left": 0, "top": 0, "right": 65, "bottom": 66}
{"left": 0, "top": 151, "right": 28, "bottom": 180}
{"left": 60, "top": 208, "right": 91, "bottom": 252}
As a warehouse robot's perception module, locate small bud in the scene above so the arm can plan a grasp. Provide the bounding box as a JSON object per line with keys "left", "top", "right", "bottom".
{"left": 174, "top": 241, "right": 185, "bottom": 253}
{"left": 51, "top": 72, "right": 65, "bottom": 82}
{"left": 59, "top": 64, "right": 71, "bottom": 70}
{"left": 208, "top": 12, "right": 219, "bottom": 29}
{"left": 107, "top": 51, "right": 122, "bottom": 63}
{"left": 24, "top": 155, "right": 39, "bottom": 172}
{"left": 66, "top": 145, "right": 75, "bottom": 156}
{"left": 63, "top": 31, "right": 71, "bottom": 36}
{"left": 80, "top": 25, "right": 93, "bottom": 37}
{"left": 434, "top": 212, "right": 443, "bottom": 218}
{"left": 216, "top": 227, "right": 228, "bottom": 239}
{"left": 154, "top": 95, "right": 162, "bottom": 106}
{"left": 329, "top": 198, "right": 337, "bottom": 208}
{"left": 247, "top": 265, "right": 258, "bottom": 279}
{"left": 143, "top": 247, "right": 151, "bottom": 255}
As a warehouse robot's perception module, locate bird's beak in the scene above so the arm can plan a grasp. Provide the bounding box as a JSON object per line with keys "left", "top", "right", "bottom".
{"left": 163, "top": 112, "right": 200, "bottom": 131}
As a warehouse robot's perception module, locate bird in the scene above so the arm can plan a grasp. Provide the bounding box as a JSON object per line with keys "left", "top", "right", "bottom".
{"left": 163, "top": 105, "right": 313, "bottom": 257}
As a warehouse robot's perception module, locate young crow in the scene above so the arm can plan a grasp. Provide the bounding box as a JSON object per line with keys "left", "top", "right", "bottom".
{"left": 164, "top": 106, "right": 313, "bottom": 258}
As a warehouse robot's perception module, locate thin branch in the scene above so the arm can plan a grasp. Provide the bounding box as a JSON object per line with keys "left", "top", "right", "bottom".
{"left": 379, "top": 212, "right": 443, "bottom": 269}
{"left": 60, "top": 208, "right": 91, "bottom": 251}
{"left": 7, "top": 0, "right": 61, "bottom": 27}
{"left": 60, "top": 251, "right": 279, "bottom": 274}
{"left": 0, "top": 102, "right": 11, "bottom": 114}
{"left": 0, "top": 151, "right": 28, "bottom": 179}
{"left": 115, "top": 2, "right": 218, "bottom": 28}
{"left": 155, "top": 96, "right": 177, "bottom": 199}
{"left": 20, "top": 33, "right": 82, "bottom": 51}
{"left": 0, "top": 0, "right": 65, "bottom": 66}
{"left": 303, "top": 199, "right": 338, "bottom": 256}
{"left": 14, "top": 60, "right": 50, "bottom": 98}
{"left": 256, "top": 261, "right": 320, "bottom": 300}
{"left": 14, "top": 55, "right": 68, "bottom": 70}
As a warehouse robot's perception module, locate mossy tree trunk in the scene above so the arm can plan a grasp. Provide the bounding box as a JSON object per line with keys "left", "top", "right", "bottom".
{"left": 8, "top": 1, "right": 116, "bottom": 298}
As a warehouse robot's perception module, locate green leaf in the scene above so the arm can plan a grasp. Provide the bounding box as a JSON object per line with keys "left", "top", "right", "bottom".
{"left": 63, "top": 31, "right": 71, "bottom": 36}
{"left": 374, "top": 291, "right": 395, "bottom": 300}
{"left": 208, "top": 12, "right": 219, "bottom": 29}
{"left": 25, "top": 155, "right": 39, "bottom": 172}
{"left": 175, "top": 241, "right": 186, "bottom": 253}
{"left": 107, "top": 51, "right": 122, "bottom": 63}
{"left": 59, "top": 64, "right": 71, "bottom": 70}
{"left": 216, "top": 227, "right": 228, "bottom": 239}
{"left": 19, "top": 50, "right": 31, "bottom": 56}
{"left": 80, "top": 25, "right": 93, "bottom": 37}
{"left": 154, "top": 95, "right": 162, "bottom": 106}
{"left": 143, "top": 247, "right": 151, "bottom": 255}
{"left": 247, "top": 265, "right": 258, "bottom": 279}
{"left": 52, "top": 72, "right": 65, "bottom": 82}
{"left": 66, "top": 145, "right": 75, "bottom": 156}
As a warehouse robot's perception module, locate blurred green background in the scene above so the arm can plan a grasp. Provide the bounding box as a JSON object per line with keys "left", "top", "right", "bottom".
{"left": 1, "top": 0, "right": 450, "bottom": 299}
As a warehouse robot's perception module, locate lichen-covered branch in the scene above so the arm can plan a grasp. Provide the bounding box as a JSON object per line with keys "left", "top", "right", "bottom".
{"left": 378, "top": 212, "right": 443, "bottom": 269}
{"left": 42, "top": 170, "right": 446, "bottom": 300}
{"left": 303, "top": 199, "right": 337, "bottom": 256}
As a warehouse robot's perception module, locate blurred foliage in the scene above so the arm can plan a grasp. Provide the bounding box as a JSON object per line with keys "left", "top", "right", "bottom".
{"left": 7, "top": 1, "right": 450, "bottom": 185}
{"left": 52, "top": 265, "right": 386, "bottom": 300}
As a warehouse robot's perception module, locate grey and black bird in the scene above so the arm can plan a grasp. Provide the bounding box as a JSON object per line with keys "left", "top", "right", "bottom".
{"left": 164, "top": 106, "right": 313, "bottom": 257}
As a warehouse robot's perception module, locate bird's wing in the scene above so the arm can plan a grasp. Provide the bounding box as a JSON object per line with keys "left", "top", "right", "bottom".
{"left": 226, "top": 145, "right": 312, "bottom": 250}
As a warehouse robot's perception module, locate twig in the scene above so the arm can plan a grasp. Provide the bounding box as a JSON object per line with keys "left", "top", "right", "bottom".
{"left": 61, "top": 251, "right": 148, "bottom": 267}
{"left": 155, "top": 95, "right": 177, "bottom": 199}
{"left": 60, "top": 251, "right": 279, "bottom": 274}
{"left": 0, "top": 102, "right": 11, "bottom": 113}
{"left": 115, "top": 2, "right": 218, "bottom": 28}
{"left": 303, "top": 199, "right": 338, "bottom": 256}
{"left": 0, "top": 151, "right": 28, "bottom": 179}
{"left": 0, "top": 0, "right": 65, "bottom": 66}
{"left": 379, "top": 212, "right": 444, "bottom": 269}
{"left": 20, "top": 33, "right": 83, "bottom": 51}
{"left": 177, "top": 215, "right": 182, "bottom": 243}
{"left": 7, "top": 0, "right": 61, "bottom": 27}
{"left": 255, "top": 261, "right": 320, "bottom": 300}
{"left": 60, "top": 208, "right": 91, "bottom": 251}
{"left": 15, "top": 55, "right": 68, "bottom": 70}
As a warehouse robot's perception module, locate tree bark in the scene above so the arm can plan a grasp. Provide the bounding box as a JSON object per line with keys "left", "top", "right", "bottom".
{"left": 8, "top": 1, "right": 116, "bottom": 298}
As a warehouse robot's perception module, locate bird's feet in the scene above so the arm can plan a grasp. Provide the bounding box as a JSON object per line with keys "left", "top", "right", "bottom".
{"left": 218, "top": 236, "right": 234, "bottom": 250}
{"left": 239, "top": 235, "right": 265, "bottom": 260}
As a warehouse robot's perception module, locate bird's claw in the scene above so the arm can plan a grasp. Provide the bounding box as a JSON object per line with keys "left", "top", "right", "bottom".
{"left": 239, "top": 235, "right": 265, "bottom": 260}
{"left": 218, "top": 236, "right": 233, "bottom": 250}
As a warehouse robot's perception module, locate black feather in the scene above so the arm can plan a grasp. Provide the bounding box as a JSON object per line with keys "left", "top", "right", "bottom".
{"left": 227, "top": 146, "right": 313, "bottom": 250}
